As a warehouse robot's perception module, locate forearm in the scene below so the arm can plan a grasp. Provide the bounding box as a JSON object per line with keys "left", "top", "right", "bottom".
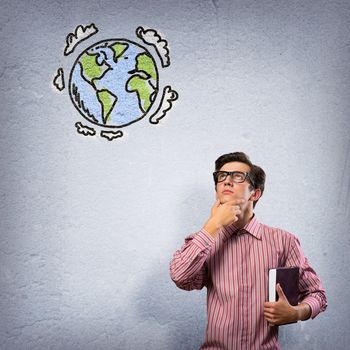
{"left": 203, "top": 218, "right": 222, "bottom": 237}
{"left": 294, "top": 302, "right": 312, "bottom": 321}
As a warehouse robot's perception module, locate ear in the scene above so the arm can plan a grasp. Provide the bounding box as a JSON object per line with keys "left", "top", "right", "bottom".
{"left": 249, "top": 188, "right": 262, "bottom": 202}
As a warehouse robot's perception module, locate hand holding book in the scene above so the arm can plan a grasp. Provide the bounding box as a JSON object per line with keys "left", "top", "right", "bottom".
{"left": 264, "top": 267, "right": 312, "bottom": 325}
{"left": 264, "top": 283, "right": 299, "bottom": 325}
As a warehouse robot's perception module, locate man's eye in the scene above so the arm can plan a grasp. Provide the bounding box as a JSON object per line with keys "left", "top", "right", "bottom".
{"left": 234, "top": 173, "right": 244, "bottom": 181}
{"left": 217, "top": 173, "right": 225, "bottom": 180}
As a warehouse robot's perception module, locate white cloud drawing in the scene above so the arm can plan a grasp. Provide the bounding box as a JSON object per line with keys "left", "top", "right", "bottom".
{"left": 149, "top": 86, "right": 178, "bottom": 124}
{"left": 53, "top": 68, "right": 65, "bottom": 91}
{"left": 100, "top": 130, "right": 123, "bottom": 141}
{"left": 75, "top": 122, "right": 96, "bottom": 136}
{"left": 136, "top": 27, "right": 170, "bottom": 68}
{"left": 64, "top": 23, "right": 98, "bottom": 56}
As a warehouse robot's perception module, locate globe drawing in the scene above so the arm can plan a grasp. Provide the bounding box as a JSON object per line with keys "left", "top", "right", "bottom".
{"left": 69, "top": 39, "right": 159, "bottom": 128}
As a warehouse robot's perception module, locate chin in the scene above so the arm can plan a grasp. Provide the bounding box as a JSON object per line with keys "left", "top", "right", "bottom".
{"left": 219, "top": 196, "right": 234, "bottom": 204}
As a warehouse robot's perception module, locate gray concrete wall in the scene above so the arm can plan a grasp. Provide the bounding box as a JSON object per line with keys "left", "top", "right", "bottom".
{"left": 1, "top": 0, "right": 349, "bottom": 349}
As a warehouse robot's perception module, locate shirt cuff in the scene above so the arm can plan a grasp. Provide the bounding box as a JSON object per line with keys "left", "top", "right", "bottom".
{"left": 301, "top": 296, "right": 321, "bottom": 319}
{"left": 192, "top": 229, "right": 215, "bottom": 251}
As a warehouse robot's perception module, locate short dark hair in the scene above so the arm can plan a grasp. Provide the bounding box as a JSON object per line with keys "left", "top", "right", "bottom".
{"left": 214, "top": 152, "right": 266, "bottom": 208}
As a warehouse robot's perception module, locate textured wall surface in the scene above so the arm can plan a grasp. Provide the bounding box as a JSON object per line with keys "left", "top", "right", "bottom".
{"left": 1, "top": 0, "right": 349, "bottom": 349}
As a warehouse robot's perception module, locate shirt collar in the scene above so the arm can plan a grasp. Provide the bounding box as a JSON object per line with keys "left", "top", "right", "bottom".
{"left": 221, "top": 215, "right": 262, "bottom": 240}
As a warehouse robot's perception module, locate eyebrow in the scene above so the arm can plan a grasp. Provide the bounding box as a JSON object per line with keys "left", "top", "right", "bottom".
{"left": 217, "top": 171, "right": 245, "bottom": 173}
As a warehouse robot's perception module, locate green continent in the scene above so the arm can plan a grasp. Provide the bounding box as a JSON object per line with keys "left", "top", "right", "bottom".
{"left": 80, "top": 53, "right": 109, "bottom": 84}
{"left": 136, "top": 53, "right": 157, "bottom": 81}
{"left": 127, "top": 53, "right": 158, "bottom": 113}
{"left": 110, "top": 42, "right": 129, "bottom": 62}
{"left": 128, "top": 76, "right": 154, "bottom": 113}
{"left": 96, "top": 90, "right": 117, "bottom": 124}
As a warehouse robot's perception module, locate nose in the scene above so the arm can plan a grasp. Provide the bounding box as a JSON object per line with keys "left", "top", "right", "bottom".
{"left": 223, "top": 174, "right": 234, "bottom": 186}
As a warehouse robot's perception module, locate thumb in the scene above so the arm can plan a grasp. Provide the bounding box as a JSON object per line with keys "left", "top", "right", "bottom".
{"left": 211, "top": 199, "right": 220, "bottom": 214}
{"left": 276, "top": 283, "right": 287, "bottom": 301}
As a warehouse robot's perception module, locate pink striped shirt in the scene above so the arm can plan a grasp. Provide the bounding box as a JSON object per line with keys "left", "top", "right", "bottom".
{"left": 170, "top": 216, "right": 327, "bottom": 349}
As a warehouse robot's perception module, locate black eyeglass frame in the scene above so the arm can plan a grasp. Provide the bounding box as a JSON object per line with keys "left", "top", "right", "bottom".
{"left": 213, "top": 171, "right": 255, "bottom": 187}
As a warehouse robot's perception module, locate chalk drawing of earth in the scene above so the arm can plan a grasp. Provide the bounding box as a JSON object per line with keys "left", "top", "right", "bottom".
{"left": 69, "top": 39, "right": 158, "bottom": 128}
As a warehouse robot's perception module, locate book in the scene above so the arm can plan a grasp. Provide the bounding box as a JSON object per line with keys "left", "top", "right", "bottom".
{"left": 268, "top": 267, "right": 299, "bottom": 306}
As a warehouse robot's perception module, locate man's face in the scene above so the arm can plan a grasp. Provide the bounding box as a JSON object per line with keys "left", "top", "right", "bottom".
{"left": 215, "top": 161, "right": 256, "bottom": 207}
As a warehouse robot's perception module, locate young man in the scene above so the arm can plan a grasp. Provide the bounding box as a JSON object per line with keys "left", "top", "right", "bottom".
{"left": 170, "top": 152, "right": 327, "bottom": 349}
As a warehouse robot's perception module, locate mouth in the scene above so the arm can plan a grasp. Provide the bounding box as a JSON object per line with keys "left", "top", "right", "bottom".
{"left": 222, "top": 190, "right": 234, "bottom": 195}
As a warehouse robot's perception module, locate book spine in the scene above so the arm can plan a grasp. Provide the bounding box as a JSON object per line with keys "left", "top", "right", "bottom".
{"left": 268, "top": 269, "right": 277, "bottom": 302}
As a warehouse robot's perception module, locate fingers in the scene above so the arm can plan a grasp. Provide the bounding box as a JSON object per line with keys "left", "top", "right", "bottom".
{"left": 210, "top": 200, "right": 221, "bottom": 216}
{"left": 212, "top": 199, "right": 220, "bottom": 208}
{"left": 225, "top": 202, "right": 242, "bottom": 220}
{"left": 264, "top": 311, "right": 275, "bottom": 320}
{"left": 276, "top": 283, "right": 287, "bottom": 301}
{"left": 210, "top": 197, "right": 246, "bottom": 227}
{"left": 264, "top": 306, "right": 280, "bottom": 325}
{"left": 223, "top": 200, "right": 245, "bottom": 213}
{"left": 215, "top": 199, "right": 243, "bottom": 212}
{"left": 264, "top": 292, "right": 295, "bottom": 325}
{"left": 231, "top": 206, "right": 242, "bottom": 219}
{"left": 264, "top": 302, "right": 274, "bottom": 309}
{"left": 225, "top": 199, "right": 246, "bottom": 206}
{"left": 231, "top": 205, "right": 241, "bottom": 212}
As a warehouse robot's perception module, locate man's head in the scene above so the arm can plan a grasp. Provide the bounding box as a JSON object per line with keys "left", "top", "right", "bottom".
{"left": 213, "top": 152, "right": 266, "bottom": 208}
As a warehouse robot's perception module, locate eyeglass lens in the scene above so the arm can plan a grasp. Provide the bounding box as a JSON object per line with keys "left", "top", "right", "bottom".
{"left": 216, "top": 171, "right": 246, "bottom": 183}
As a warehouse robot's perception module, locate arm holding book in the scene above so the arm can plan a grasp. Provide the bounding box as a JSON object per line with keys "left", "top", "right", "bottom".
{"left": 264, "top": 233, "right": 327, "bottom": 325}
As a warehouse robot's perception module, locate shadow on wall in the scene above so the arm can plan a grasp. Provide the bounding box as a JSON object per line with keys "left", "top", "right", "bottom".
{"left": 131, "top": 185, "right": 211, "bottom": 349}
{"left": 133, "top": 267, "right": 206, "bottom": 350}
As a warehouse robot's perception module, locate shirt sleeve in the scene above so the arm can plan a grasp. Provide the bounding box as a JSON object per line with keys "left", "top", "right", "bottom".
{"left": 285, "top": 234, "right": 327, "bottom": 319}
{"left": 169, "top": 229, "right": 215, "bottom": 291}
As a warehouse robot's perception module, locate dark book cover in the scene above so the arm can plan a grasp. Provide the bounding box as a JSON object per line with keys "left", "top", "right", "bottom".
{"left": 268, "top": 267, "right": 299, "bottom": 306}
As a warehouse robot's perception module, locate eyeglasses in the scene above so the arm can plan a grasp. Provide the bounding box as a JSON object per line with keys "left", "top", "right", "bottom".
{"left": 213, "top": 171, "right": 254, "bottom": 186}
